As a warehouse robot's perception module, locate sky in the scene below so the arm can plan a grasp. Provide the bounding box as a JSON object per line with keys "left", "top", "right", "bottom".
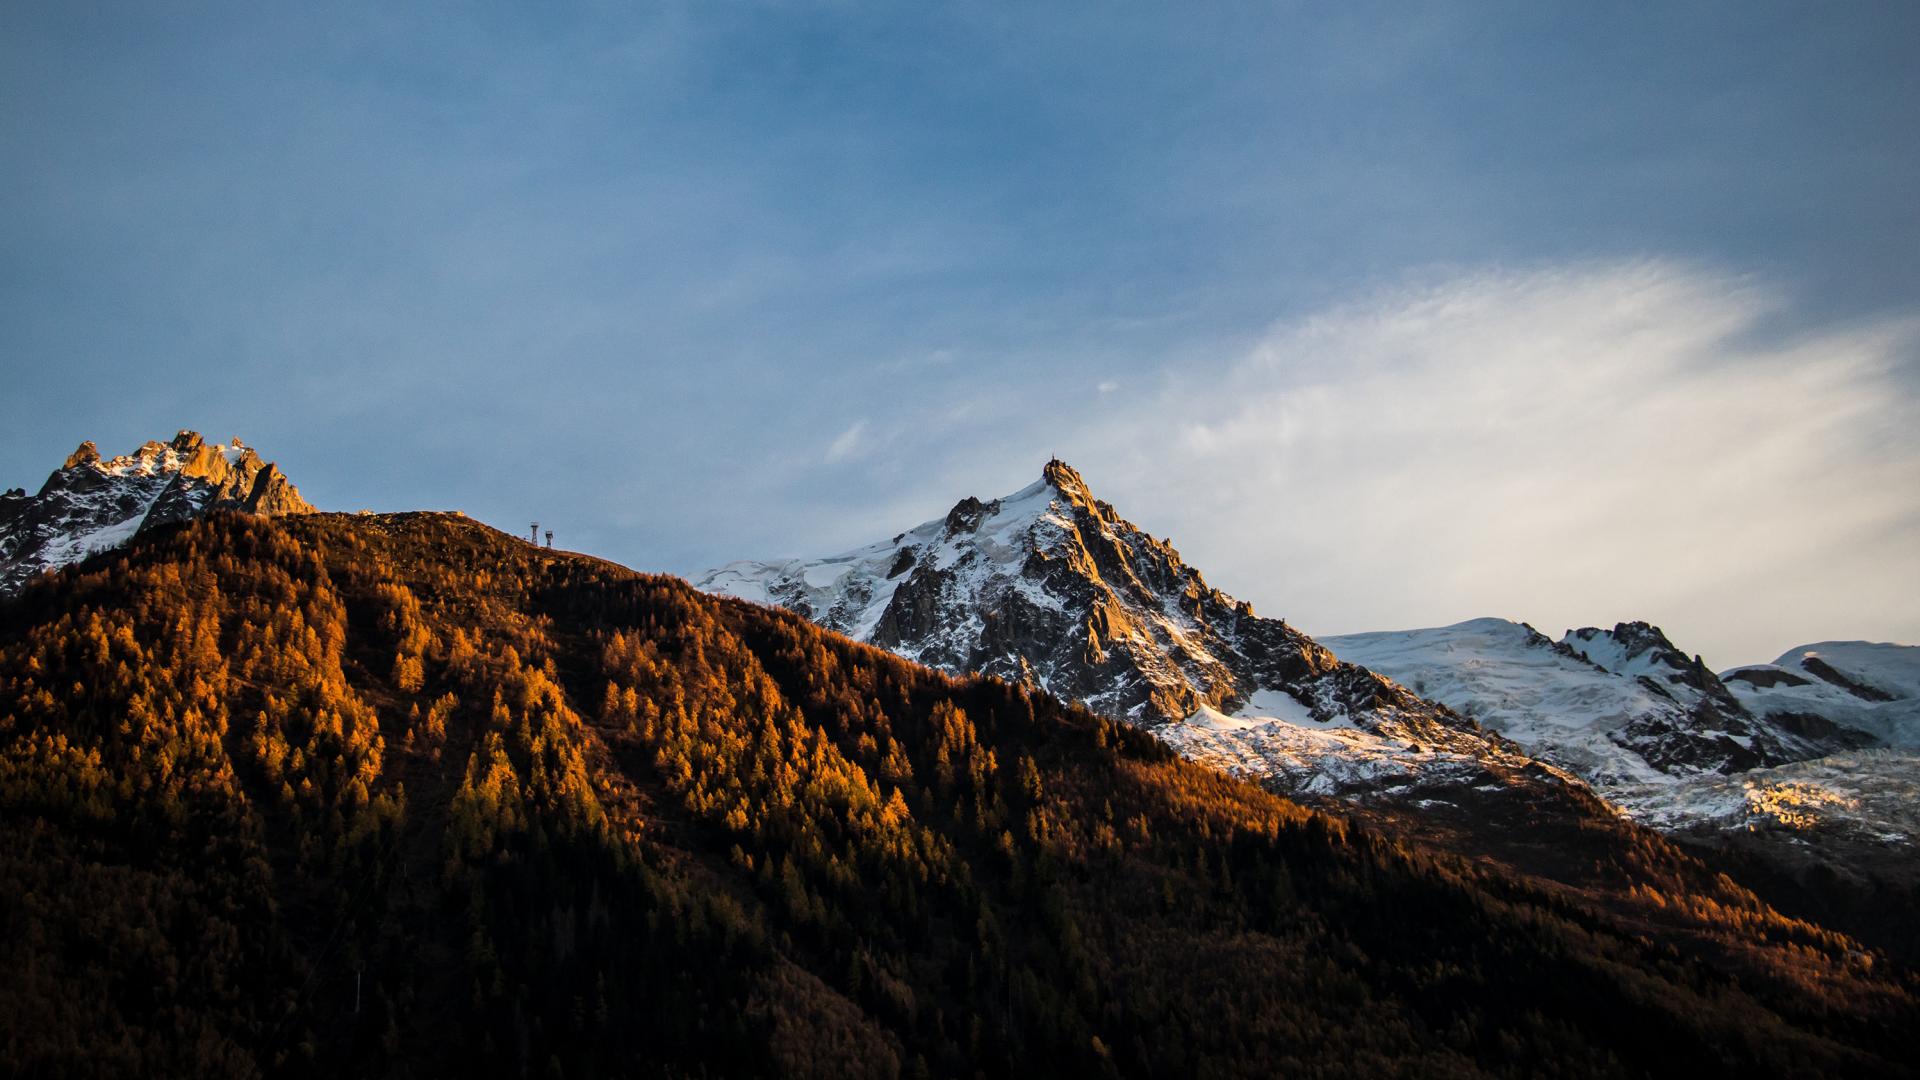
{"left": 2, "top": 2, "right": 1916, "bottom": 668}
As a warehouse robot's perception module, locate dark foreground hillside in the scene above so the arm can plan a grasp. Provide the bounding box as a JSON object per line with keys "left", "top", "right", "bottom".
{"left": 0, "top": 512, "right": 1912, "bottom": 1078}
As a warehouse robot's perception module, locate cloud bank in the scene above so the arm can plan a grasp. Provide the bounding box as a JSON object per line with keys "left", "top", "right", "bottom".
{"left": 1083, "top": 261, "right": 1920, "bottom": 668}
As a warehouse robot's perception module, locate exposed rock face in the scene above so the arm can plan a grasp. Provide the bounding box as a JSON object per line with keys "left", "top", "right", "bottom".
{"left": 1561, "top": 622, "right": 1735, "bottom": 707}
{"left": 700, "top": 461, "right": 1578, "bottom": 808}
{"left": 1798, "top": 657, "right": 1898, "bottom": 702}
{"left": 0, "top": 430, "right": 315, "bottom": 598}
{"left": 1725, "top": 667, "right": 1813, "bottom": 691}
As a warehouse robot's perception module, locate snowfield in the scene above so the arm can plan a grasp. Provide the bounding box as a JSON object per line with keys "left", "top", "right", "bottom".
{"left": 1724, "top": 641, "right": 1920, "bottom": 748}
{"left": 1327, "top": 618, "right": 1917, "bottom": 840}
{"left": 1325, "top": 618, "right": 1682, "bottom": 790}
{"left": 1161, "top": 704, "right": 1488, "bottom": 800}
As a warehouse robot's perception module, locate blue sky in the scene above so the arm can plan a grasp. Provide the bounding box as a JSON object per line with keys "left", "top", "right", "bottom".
{"left": 3, "top": 3, "right": 1916, "bottom": 666}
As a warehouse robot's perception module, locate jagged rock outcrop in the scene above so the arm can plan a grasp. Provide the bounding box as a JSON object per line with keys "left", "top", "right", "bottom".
{"left": 0, "top": 430, "right": 314, "bottom": 598}
{"left": 1557, "top": 621, "right": 1833, "bottom": 775}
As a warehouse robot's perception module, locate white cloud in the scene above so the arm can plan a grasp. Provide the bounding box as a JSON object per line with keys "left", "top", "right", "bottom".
{"left": 825, "top": 419, "right": 869, "bottom": 464}
{"left": 1087, "top": 261, "right": 1920, "bottom": 668}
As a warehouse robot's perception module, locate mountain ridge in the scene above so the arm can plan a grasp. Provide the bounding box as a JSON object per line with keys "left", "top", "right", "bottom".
{"left": 9, "top": 508, "right": 1913, "bottom": 1075}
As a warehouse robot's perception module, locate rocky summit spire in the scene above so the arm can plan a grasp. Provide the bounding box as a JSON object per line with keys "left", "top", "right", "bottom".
{"left": 63, "top": 441, "right": 102, "bottom": 470}
{"left": 1041, "top": 457, "right": 1085, "bottom": 490}
{"left": 1, "top": 431, "right": 315, "bottom": 598}
{"left": 1041, "top": 457, "right": 1096, "bottom": 508}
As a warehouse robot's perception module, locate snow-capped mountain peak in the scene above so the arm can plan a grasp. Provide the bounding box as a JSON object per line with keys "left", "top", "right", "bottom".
{"left": 706, "top": 459, "right": 1286, "bottom": 724}
{"left": 1, "top": 430, "right": 314, "bottom": 598}
{"left": 701, "top": 462, "right": 1580, "bottom": 807}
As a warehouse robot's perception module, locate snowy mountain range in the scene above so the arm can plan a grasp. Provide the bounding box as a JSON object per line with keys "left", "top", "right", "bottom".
{"left": 6, "top": 433, "right": 1911, "bottom": 858}
{"left": 1324, "top": 620, "right": 1878, "bottom": 790}
{"left": 1325, "top": 619, "right": 1917, "bottom": 846}
{"left": 0, "top": 430, "right": 312, "bottom": 597}
{"left": 700, "top": 461, "right": 1916, "bottom": 859}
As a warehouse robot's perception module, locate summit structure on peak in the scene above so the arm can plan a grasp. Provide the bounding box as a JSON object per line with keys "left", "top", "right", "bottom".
{"left": 0, "top": 430, "right": 314, "bottom": 598}
{"left": 1038, "top": 456, "right": 1096, "bottom": 507}
{"left": 700, "top": 461, "right": 1576, "bottom": 807}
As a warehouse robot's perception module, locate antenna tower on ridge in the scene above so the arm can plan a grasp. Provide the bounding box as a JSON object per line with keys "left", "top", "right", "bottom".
{"left": 529, "top": 521, "right": 540, "bottom": 544}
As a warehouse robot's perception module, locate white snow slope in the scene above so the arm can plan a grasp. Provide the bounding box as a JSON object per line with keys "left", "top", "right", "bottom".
{"left": 1723, "top": 641, "right": 1920, "bottom": 748}
{"left": 702, "top": 475, "right": 1073, "bottom": 655}
{"left": 1326, "top": 619, "right": 1914, "bottom": 840}
{"left": 1322, "top": 618, "right": 1684, "bottom": 794}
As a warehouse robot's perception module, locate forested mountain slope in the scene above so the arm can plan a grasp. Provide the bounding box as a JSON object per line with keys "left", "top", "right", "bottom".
{"left": 1, "top": 512, "right": 1912, "bottom": 1077}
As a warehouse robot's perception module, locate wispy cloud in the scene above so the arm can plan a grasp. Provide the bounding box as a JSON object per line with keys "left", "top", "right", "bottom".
{"left": 825, "top": 419, "right": 870, "bottom": 464}
{"left": 1086, "top": 261, "right": 1920, "bottom": 666}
